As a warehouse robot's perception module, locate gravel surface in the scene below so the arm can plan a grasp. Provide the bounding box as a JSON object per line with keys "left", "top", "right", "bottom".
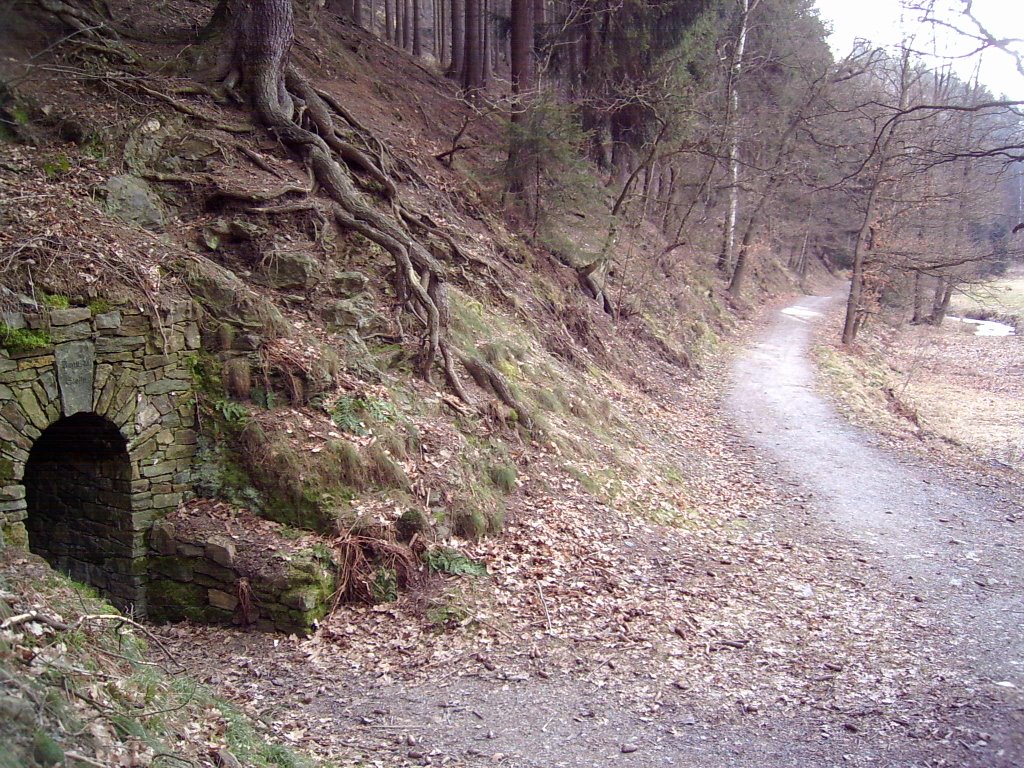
{"left": 160, "top": 293, "right": 1024, "bottom": 768}
{"left": 728, "top": 292, "right": 1024, "bottom": 766}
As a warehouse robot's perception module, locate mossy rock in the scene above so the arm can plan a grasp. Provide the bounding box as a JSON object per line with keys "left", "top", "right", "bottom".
{"left": 0, "top": 523, "right": 28, "bottom": 549}
{"left": 147, "top": 579, "right": 223, "bottom": 624}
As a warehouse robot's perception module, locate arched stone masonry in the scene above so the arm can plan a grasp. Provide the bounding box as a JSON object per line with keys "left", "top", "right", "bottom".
{"left": 25, "top": 413, "right": 134, "bottom": 598}
{"left": 0, "top": 300, "right": 199, "bottom": 616}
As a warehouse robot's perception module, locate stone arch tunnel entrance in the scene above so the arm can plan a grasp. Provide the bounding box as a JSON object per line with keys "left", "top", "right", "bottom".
{"left": 0, "top": 300, "right": 200, "bottom": 616}
{"left": 25, "top": 413, "right": 134, "bottom": 600}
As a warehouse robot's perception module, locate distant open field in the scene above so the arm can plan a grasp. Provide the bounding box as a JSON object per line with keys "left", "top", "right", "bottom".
{"left": 814, "top": 271, "right": 1024, "bottom": 472}
{"left": 950, "top": 265, "right": 1024, "bottom": 324}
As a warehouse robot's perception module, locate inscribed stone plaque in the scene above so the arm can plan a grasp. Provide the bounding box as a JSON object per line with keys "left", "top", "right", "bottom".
{"left": 55, "top": 341, "right": 95, "bottom": 416}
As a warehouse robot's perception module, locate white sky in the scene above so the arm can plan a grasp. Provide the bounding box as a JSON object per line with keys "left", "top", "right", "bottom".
{"left": 814, "top": 0, "right": 1024, "bottom": 99}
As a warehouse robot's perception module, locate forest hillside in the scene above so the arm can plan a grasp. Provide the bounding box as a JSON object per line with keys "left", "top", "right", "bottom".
{"left": 1, "top": 0, "right": 1022, "bottom": 765}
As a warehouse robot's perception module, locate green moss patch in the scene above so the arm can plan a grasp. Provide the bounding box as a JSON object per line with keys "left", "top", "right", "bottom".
{"left": 0, "top": 324, "right": 51, "bottom": 354}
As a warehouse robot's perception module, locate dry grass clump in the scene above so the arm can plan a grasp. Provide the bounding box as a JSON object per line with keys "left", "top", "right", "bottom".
{"left": 365, "top": 443, "right": 412, "bottom": 491}
{"left": 332, "top": 531, "right": 422, "bottom": 604}
{"left": 223, "top": 357, "right": 252, "bottom": 399}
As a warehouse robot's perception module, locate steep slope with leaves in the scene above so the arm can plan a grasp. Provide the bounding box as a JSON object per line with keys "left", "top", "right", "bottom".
{"left": 0, "top": 2, "right": 818, "bottom": 764}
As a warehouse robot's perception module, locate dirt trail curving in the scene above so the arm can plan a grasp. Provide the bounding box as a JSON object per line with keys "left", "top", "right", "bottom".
{"left": 728, "top": 292, "right": 1024, "bottom": 765}
{"left": 160, "top": 293, "right": 1024, "bottom": 768}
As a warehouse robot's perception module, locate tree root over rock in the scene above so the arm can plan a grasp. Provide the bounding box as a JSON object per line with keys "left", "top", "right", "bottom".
{"left": 33, "top": 0, "right": 536, "bottom": 418}
{"left": 209, "top": 0, "right": 474, "bottom": 394}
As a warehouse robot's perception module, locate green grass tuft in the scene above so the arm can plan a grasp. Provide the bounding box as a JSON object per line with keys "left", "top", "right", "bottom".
{"left": 424, "top": 547, "right": 488, "bottom": 576}
{"left": 41, "top": 293, "right": 70, "bottom": 310}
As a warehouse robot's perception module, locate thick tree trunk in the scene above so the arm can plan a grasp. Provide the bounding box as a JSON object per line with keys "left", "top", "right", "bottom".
{"left": 510, "top": 0, "right": 532, "bottom": 93}
{"left": 480, "top": 0, "right": 491, "bottom": 86}
{"left": 449, "top": 0, "right": 465, "bottom": 77}
{"left": 353, "top": 0, "right": 362, "bottom": 27}
{"left": 433, "top": 0, "right": 440, "bottom": 61}
{"left": 412, "top": 0, "right": 422, "bottom": 55}
{"left": 462, "top": 0, "right": 483, "bottom": 92}
{"left": 533, "top": 0, "right": 544, "bottom": 51}
{"left": 403, "top": 0, "right": 412, "bottom": 49}
{"left": 385, "top": 0, "right": 393, "bottom": 43}
{"left": 395, "top": 0, "right": 404, "bottom": 45}
{"left": 217, "top": 0, "right": 295, "bottom": 117}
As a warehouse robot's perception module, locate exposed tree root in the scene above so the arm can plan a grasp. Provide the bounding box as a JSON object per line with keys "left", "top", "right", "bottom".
{"left": 141, "top": 171, "right": 312, "bottom": 203}
{"left": 460, "top": 354, "right": 534, "bottom": 431}
{"left": 132, "top": 81, "right": 253, "bottom": 133}
{"left": 33, "top": 0, "right": 531, "bottom": 419}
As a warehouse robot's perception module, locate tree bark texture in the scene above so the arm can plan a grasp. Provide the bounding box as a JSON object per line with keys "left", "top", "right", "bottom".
{"left": 462, "top": 0, "right": 483, "bottom": 92}
{"left": 403, "top": 0, "right": 412, "bottom": 49}
{"left": 510, "top": 0, "right": 533, "bottom": 93}
{"left": 449, "top": 0, "right": 465, "bottom": 77}
{"left": 718, "top": 0, "right": 752, "bottom": 274}
{"left": 412, "top": 0, "right": 422, "bottom": 55}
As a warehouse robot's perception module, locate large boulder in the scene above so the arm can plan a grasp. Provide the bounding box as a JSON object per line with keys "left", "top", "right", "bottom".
{"left": 180, "top": 257, "right": 290, "bottom": 337}
{"left": 103, "top": 175, "right": 166, "bottom": 231}
{"left": 322, "top": 298, "right": 387, "bottom": 336}
{"left": 258, "top": 248, "right": 322, "bottom": 290}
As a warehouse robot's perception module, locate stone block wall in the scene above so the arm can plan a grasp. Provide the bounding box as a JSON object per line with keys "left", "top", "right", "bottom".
{"left": 147, "top": 515, "right": 335, "bottom": 635}
{"left": 0, "top": 299, "right": 200, "bottom": 615}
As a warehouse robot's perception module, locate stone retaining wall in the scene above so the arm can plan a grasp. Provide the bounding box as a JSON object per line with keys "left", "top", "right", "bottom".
{"left": 0, "top": 299, "right": 199, "bottom": 615}
{"left": 148, "top": 517, "right": 335, "bottom": 635}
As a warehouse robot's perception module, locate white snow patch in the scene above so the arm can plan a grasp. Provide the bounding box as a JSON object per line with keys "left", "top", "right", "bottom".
{"left": 946, "top": 316, "right": 1016, "bottom": 337}
{"left": 782, "top": 306, "right": 823, "bottom": 320}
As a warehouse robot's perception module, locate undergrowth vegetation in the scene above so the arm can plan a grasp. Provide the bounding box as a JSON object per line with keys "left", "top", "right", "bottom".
{"left": 0, "top": 551, "right": 323, "bottom": 768}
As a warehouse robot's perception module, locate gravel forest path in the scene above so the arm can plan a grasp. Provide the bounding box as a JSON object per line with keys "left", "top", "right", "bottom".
{"left": 726, "top": 292, "right": 1024, "bottom": 766}
{"left": 161, "top": 294, "right": 1024, "bottom": 768}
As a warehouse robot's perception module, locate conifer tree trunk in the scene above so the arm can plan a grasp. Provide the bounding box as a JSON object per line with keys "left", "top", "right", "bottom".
{"left": 510, "top": 0, "right": 532, "bottom": 93}
{"left": 433, "top": 0, "right": 441, "bottom": 61}
{"left": 480, "top": 0, "right": 491, "bottom": 85}
{"left": 439, "top": 0, "right": 448, "bottom": 65}
{"left": 533, "top": 0, "right": 544, "bottom": 51}
{"left": 385, "top": 0, "right": 393, "bottom": 43}
{"left": 403, "top": 0, "right": 412, "bottom": 49}
{"left": 463, "top": 0, "right": 483, "bottom": 92}
{"left": 449, "top": 0, "right": 465, "bottom": 76}
{"left": 412, "top": 0, "right": 422, "bottom": 55}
